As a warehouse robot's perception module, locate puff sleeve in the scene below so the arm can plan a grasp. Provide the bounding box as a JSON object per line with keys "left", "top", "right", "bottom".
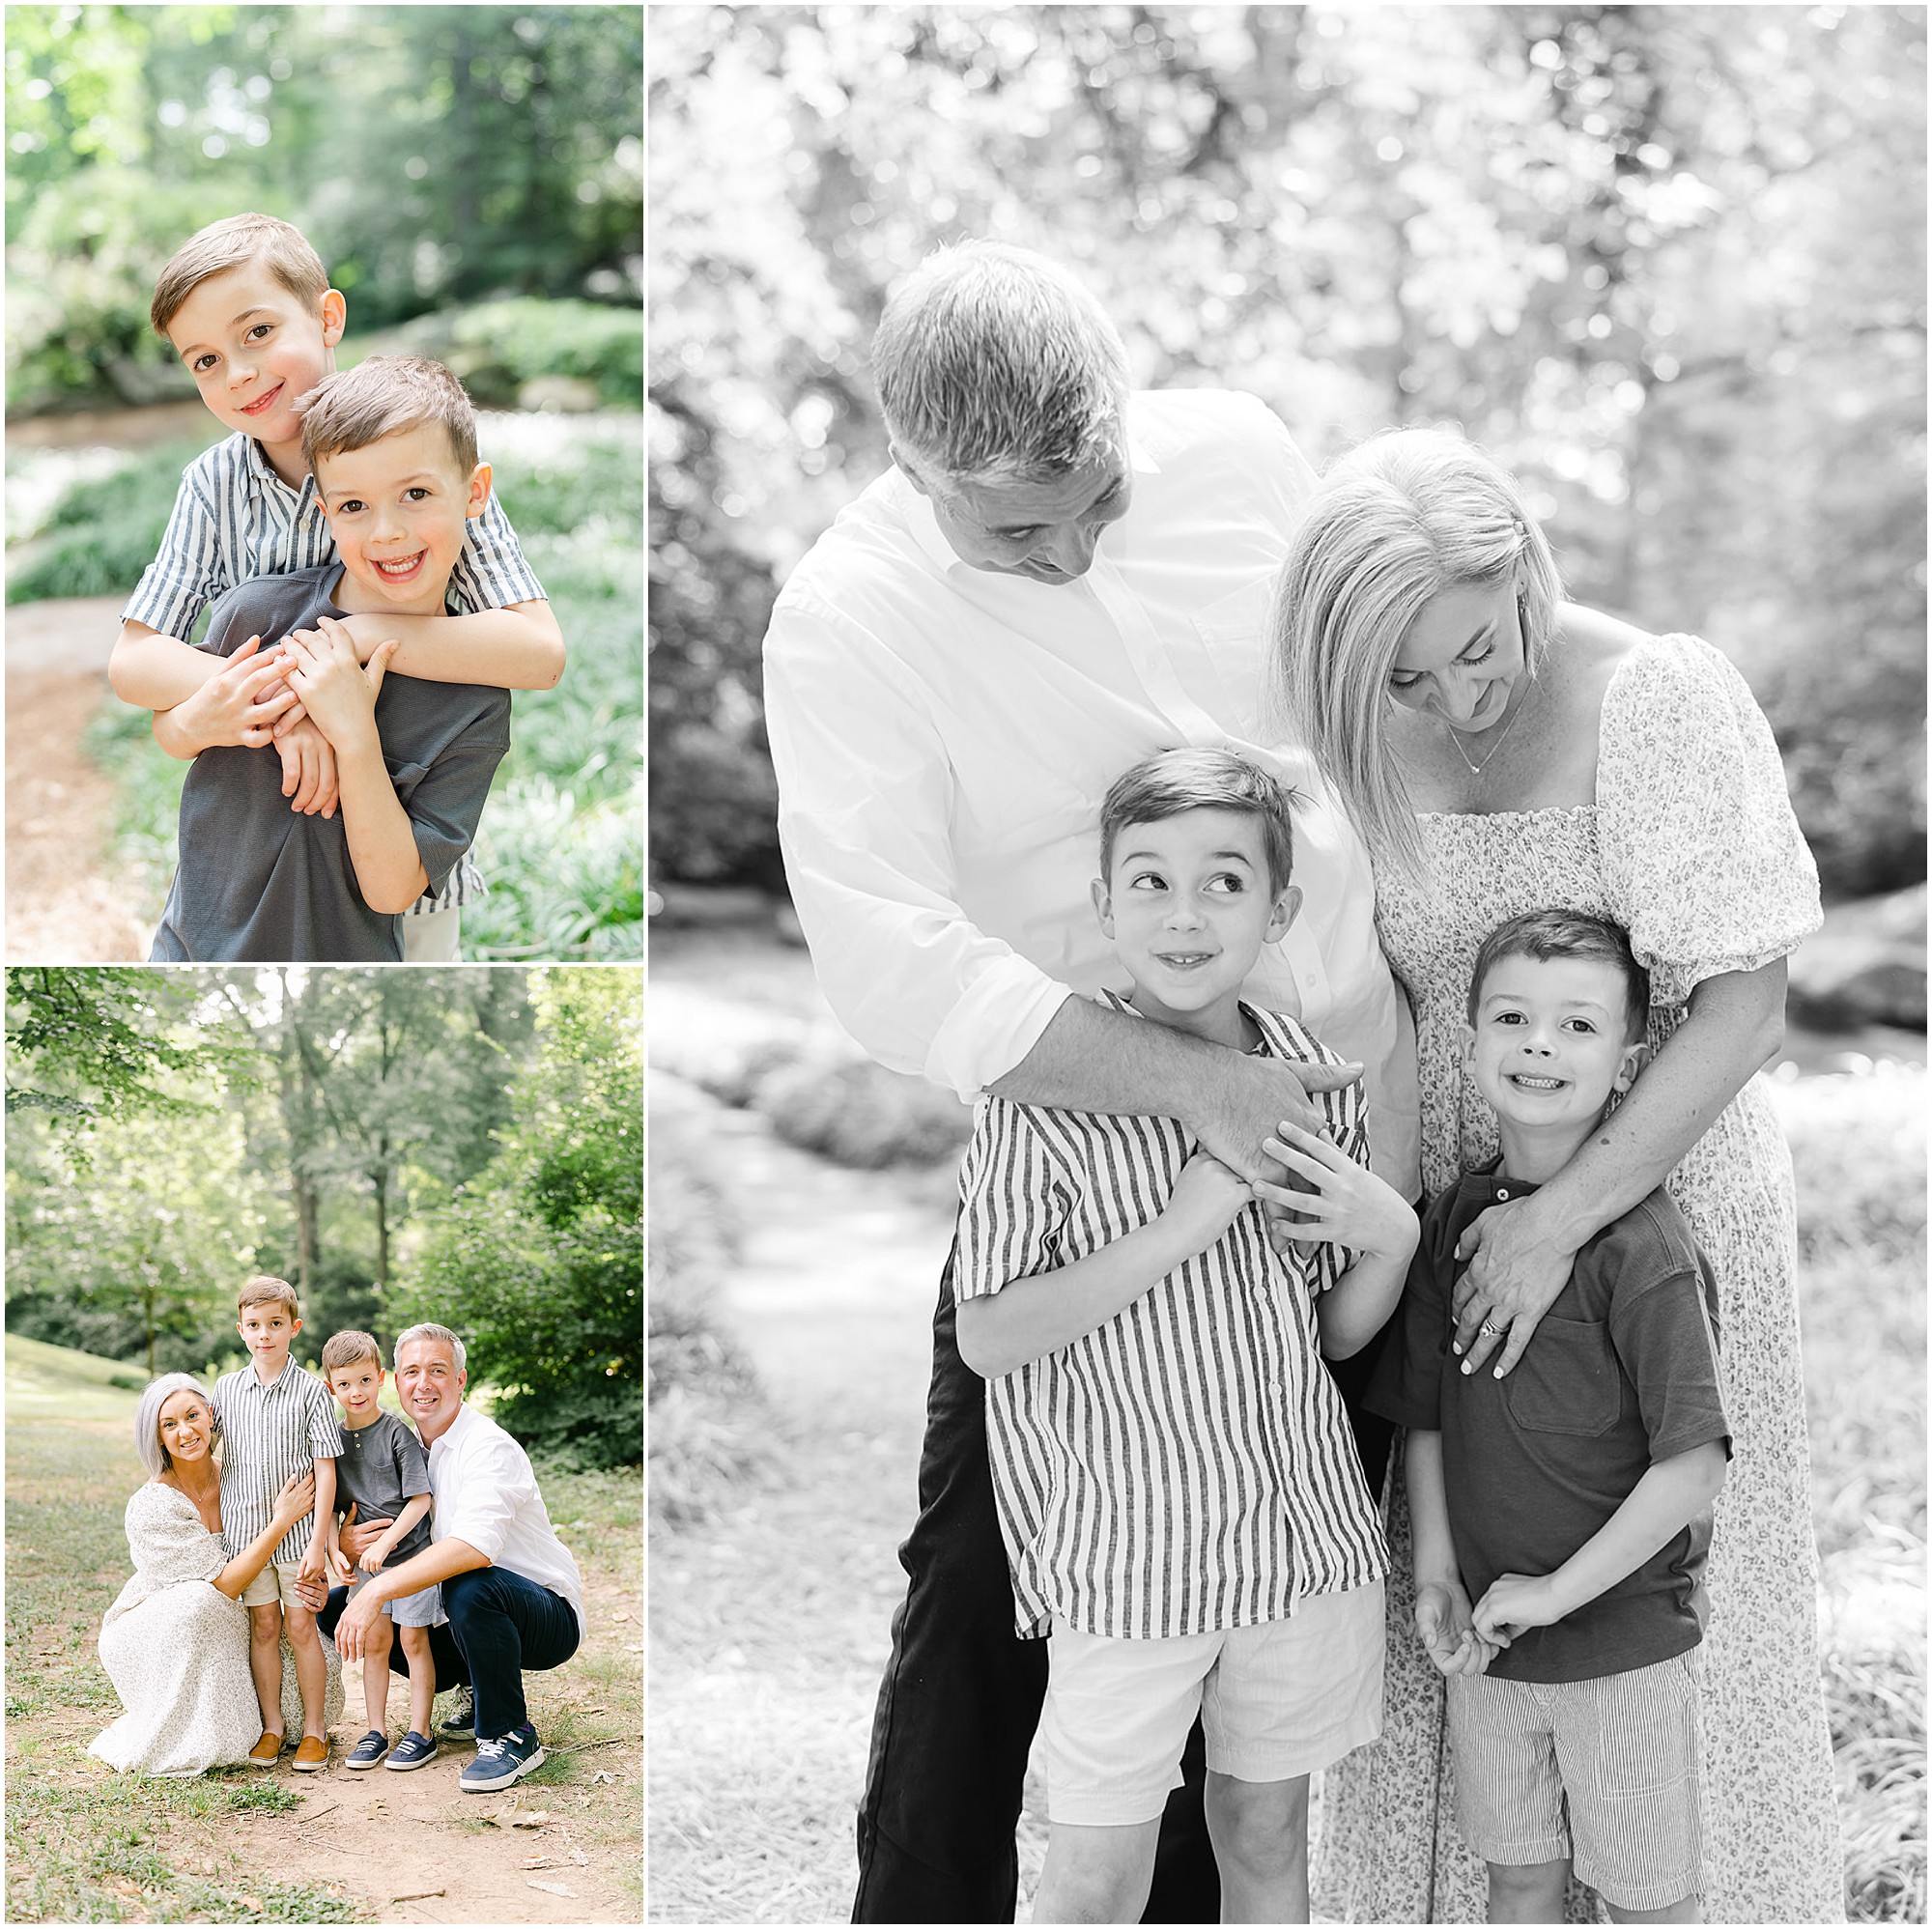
{"left": 1596, "top": 635, "right": 1822, "bottom": 1008}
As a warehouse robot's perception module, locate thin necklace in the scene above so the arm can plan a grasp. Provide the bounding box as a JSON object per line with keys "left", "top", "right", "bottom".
{"left": 1448, "top": 673, "right": 1535, "bottom": 777}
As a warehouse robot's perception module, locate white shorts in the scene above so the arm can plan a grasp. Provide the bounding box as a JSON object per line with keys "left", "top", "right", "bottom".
{"left": 240, "top": 1561, "right": 313, "bottom": 1612}
{"left": 401, "top": 904, "right": 461, "bottom": 961}
{"left": 1042, "top": 1581, "right": 1385, "bottom": 1827}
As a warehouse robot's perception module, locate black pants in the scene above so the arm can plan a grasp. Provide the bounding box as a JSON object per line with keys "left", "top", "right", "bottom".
{"left": 318, "top": 1566, "right": 580, "bottom": 1740}
{"left": 851, "top": 1254, "right": 1397, "bottom": 1923}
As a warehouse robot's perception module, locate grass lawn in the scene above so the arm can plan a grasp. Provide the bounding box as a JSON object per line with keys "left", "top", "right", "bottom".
{"left": 6, "top": 1335, "right": 642, "bottom": 1924}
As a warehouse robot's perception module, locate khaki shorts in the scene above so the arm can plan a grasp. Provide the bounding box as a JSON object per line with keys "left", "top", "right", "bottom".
{"left": 1447, "top": 1650, "right": 1708, "bottom": 1912}
{"left": 1041, "top": 1581, "right": 1385, "bottom": 1828}
{"left": 240, "top": 1560, "right": 315, "bottom": 1613}
{"left": 401, "top": 904, "right": 461, "bottom": 962}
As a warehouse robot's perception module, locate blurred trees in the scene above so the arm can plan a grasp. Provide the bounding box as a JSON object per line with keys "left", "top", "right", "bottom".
{"left": 649, "top": 3, "right": 1925, "bottom": 901}
{"left": 7, "top": 3, "right": 642, "bottom": 411}
{"left": 5, "top": 966, "right": 639, "bottom": 1436}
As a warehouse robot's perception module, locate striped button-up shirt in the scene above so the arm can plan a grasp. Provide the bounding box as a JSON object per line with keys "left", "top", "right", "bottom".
{"left": 122, "top": 431, "right": 546, "bottom": 913}
{"left": 957, "top": 997, "right": 1389, "bottom": 1640}
{"left": 213, "top": 1358, "right": 343, "bottom": 1566}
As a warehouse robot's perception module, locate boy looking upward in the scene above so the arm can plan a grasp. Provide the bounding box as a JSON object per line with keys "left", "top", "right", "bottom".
{"left": 108, "top": 213, "right": 564, "bottom": 960}
{"left": 952, "top": 749, "right": 1418, "bottom": 1923}
{"left": 1368, "top": 910, "right": 1731, "bottom": 1924}
{"left": 213, "top": 1276, "right": 342, "bottom": 1772}
{"left": 149, "top": 355, "right": 512, "bottom": 961}
{"left": 320, "top": 1331, "right": 440, "bottom": 1773}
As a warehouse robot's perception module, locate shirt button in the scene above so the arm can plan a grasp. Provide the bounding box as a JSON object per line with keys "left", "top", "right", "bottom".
{"left": 1496, "top": 1186, "right": 1510, "bottom": 1200}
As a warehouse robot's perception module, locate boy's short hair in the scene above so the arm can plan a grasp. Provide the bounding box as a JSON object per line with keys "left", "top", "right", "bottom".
{"left": 1098, "top": 749, "right": 1297, "bottom": 896}
{"left": 299, "top": 355, "right": 478, "bottom": 481}
{"left": 237, "top": 1274, "right": 300, "bottom": 1320}
{"left": 151, "top": 212, "right": 329, "bottom": 338}
{"left": 321, "top": 1330, "right": 383, "bottom": 1376}
{"left": 1467, "top": 909, "right": 1651, "bottom": 1042}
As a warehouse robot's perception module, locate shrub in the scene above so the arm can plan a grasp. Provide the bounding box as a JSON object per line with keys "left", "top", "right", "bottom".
{"left": 399, "top": 298, "right": 642, "bottom": 410}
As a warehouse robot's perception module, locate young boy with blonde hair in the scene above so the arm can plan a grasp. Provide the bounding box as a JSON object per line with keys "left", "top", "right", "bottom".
{"left": 953, "top": 748, "right": 1418, "bottom": 1923}
{"left": 148, "top": 353, "right": 513, "bottom": 960}
{"left": 109, "top": 211, "right": 565, "bottom": 960}
{"left": 213, "top": 1275, "right": 341, "bottom": 1771}
{"left": 320, "top": 1330, "right": 440, "bottom": 1772}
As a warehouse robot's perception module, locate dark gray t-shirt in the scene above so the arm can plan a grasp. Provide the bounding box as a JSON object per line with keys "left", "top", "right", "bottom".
{"left": 151, "top": 563, "right": 511, "bottom": 962}
{"left": 333, "top": 1407, "right": 435, "bottom": 1565}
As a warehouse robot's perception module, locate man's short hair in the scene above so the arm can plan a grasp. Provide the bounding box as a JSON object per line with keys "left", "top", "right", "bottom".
{"left": 151, "top": 212, "right": 329, "bottom": 338}
{"left": 1467, "top": 908, "right": 1651, "bottom": 1043}
{"left": 1098, "top": 748, "right": 1297, "bottom": 897}
{"left": 321, "top": 1330, "right": 383, "bottom": 1376}
{"left": 395, "top": 1321, "right": 467, "bottom": 1376}
{"left": 299, "top": 355, "right": 478, "bottom": 481}
{"left": 872, "top": 240, "right": 1130, "bottom": 492}
{"left": 135, "top": 1373, "right": 222, "bottom": 1481}
{"left": 237, "top": 1274, "right": 300, "bottom": 1321}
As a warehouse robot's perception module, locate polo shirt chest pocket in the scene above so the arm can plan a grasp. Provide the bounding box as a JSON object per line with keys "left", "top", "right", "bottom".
{"left": 1503, "top": 1315, "right": 1623, "bottom": 1435}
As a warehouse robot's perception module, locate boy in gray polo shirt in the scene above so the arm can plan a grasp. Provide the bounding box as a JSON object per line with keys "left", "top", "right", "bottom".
{"left": 1368, "top": 911, "right": 1731, "bottom": 1923}
{"left": 149, "top": 355, "right": 511, "bottom": 962}
{"left": 320, "top": 1330, "right": 440, "bottom": 1772}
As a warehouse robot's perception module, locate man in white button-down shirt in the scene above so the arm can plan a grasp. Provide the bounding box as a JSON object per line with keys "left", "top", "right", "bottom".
{"left": 763, "top": 241, "right": 1420, "bottom": 1922}
{"left": 325, "top": 1323, "right": 584, "bottom": 1796}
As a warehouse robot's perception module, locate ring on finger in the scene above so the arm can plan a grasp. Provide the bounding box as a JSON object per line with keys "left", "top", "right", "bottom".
{"left": 1479, "top": 1319, "right": 1500, "bottom": 1336}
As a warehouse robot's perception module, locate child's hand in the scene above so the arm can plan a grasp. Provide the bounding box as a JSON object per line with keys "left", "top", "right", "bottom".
{"left": 1414, "top": 1579, "right": 1500, "bottom": 1677}
{"left": 358, "top": 1538, "right": 396, "bottom": 1576}
{"left": 297, "top": 1541, "right": 327, "bottom": 1585}
{"left": 327, "top": 1543, "right": 354, "bottom": 1586}
{"left": 1472, "top": 1571, "right": 1564, "bottom": 1646}
{"left": 273, "top": 716, "right": 340, "bottom": 816}
{"left": 283, "top": 615, "right": 398, "bottom": 752}
{"left": 335, "top": 611, "right": 405, "bottom": 667}
{"left": 1252, "top": 1123, "right": 1420, "bottom": 1264}
{"left": 1162, "top": 1149, "right": 1254, "bottom": 1252}
{"left": 174, "top": 634, "right": 300, "bottom": 749}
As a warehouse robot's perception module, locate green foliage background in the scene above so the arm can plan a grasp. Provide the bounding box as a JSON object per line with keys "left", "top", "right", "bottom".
{"left": 649, "top": 3, "right": 1926, "bottom": 900}
{"left": 5, "top": 965, "right": 642, "bottom": 1465}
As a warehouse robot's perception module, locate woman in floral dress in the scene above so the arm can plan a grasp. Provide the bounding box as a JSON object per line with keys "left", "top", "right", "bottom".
{"left": 1270, "top": 428, "right": 1844, "bottom": 1923}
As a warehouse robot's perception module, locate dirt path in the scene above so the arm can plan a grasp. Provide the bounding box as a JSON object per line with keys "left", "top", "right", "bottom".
{"left": 648, "top": 1073, "right": 964, "bottom": 1925}
{"left": 6, "top": 594, "right": 150, "bottom": 962}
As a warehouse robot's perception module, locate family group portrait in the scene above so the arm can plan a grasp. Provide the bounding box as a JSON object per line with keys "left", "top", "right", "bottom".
{"left": 6, "top": 965, "right": 643, "bottom": 1922}
{"left": 6, "top": 2, "right": 644, "bottom": 967}
{"left": 1, "top": 5, "right": 648, "bottom": 1925}
{"left": 648, "top": 6, "right": 1924, "bottom": 1927}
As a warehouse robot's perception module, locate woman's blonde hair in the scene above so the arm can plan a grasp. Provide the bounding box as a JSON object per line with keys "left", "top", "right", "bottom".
{"left": 1267, "top": 427, "right": 1562, "bottom": 881}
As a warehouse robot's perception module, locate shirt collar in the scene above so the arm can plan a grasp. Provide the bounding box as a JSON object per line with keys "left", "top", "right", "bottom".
{"left": 241, "top": 1356, "right": 297, "bottom": 1395}
{"left": 896, "top": 417, "right": 1160, "bottom": 581}
{"left": 240, "top": 433, "right": 319, "bottom": 509}
{"left": 425, "top": 1401, "right": 477, "bottom": 1461}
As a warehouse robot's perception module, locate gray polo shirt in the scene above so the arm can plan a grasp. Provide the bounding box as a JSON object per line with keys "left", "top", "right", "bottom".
{"left": 151, "top": 563, "right": 511, "bottom": 962}
{"left": 333, "top": 1408, "right": 435, "bottom": 1566}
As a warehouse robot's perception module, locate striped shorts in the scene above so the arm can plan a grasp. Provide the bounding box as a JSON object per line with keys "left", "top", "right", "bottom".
{"left": 1446, "top": 1649, "right": 1708, "bottom": 1912}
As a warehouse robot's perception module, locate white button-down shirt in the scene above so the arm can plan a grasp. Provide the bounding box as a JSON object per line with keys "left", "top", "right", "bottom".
{"left": 426, "top": 1404, "right": 585, "bottom": 1639}
{"left": 764, "top": 388, "right": 1419, "bottom": 1192}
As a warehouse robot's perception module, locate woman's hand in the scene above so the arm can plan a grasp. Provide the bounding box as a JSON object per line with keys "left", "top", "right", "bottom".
{"left": 270, "top": 1469, "right": 317, "bottom": 1530}
{"left": 1449, "top": 1194, "right": 1577, "bottom": 1377}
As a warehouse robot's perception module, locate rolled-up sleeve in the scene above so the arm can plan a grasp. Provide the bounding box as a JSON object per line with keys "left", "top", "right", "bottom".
{"left": 765, "top": 595, "right": 1071, "bottom": 1097}
{"left": 436, "top": 1432, "right": 532, "bottom": 1564}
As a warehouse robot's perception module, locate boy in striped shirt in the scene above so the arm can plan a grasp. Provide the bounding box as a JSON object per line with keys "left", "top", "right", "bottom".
{"left": 108, "top": 213, "right": 565, "bottom": 961}
{"left": 1367, "top": 911, "right": 1730, "bottom": 1922}
{"left": 213, "top": 1275, "right": 343, "bottom": 1772}
{"left": 952, "top": 749, "right": 1419, "bottom": 1923}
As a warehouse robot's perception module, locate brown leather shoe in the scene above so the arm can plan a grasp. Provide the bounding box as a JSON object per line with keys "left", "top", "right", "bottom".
{"left": 290, "top": 1734, "right": 328, "bottom": 1772}
{"left": 246, "top": 1730, "right": 285, "bottom": 1767}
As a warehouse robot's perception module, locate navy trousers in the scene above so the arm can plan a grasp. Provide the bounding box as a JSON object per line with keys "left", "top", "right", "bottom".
{"left": 320, "top": 1564, "right": 580, "bottom": 1740}
{"left": 851, "top": 1255, "right": 1397, "bottom": 1924}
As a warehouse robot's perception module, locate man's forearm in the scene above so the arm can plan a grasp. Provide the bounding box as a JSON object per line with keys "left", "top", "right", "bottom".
{"left": 355, "top": 1535, "right": 492, "bottom": 1607}
{"left": 988, "top": 997, "right": 1352, "bottom": 1179}
{"left": 346, "top": 601, "right": 564, "bottom": 689}
{"left": 331, "top": 736, "right": 431, "bottom": 914}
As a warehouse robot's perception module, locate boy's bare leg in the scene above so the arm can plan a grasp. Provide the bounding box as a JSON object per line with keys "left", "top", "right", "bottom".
{"left": 283, "top": 1597, "right": 327, "bottom": 1738}
{"left": 1606, "top": 1895, "right": 1701, "bottom": 1924}
{"left": 1204, "top": 1770, "right": 1309, "bottom": 1922}
{"left": 247, "top": 1602, "right": 286, "bottom": 1733}
{"left": 399, "top": 1625, "right": 436, "bottom": 1738}
{"left": 360, "top": 1610, "right": 393, "bottom": 1732}
{"left": 1030, "top": 1817, "right": 1161, "bottom": 1924}
{"left": 1489, "top": 1858, "right": 1571, "bottom": 1923}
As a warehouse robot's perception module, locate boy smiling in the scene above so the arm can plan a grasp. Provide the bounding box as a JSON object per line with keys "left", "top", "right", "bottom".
{"left": 150, "top": 355, "right": 511, "bottom": 960}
